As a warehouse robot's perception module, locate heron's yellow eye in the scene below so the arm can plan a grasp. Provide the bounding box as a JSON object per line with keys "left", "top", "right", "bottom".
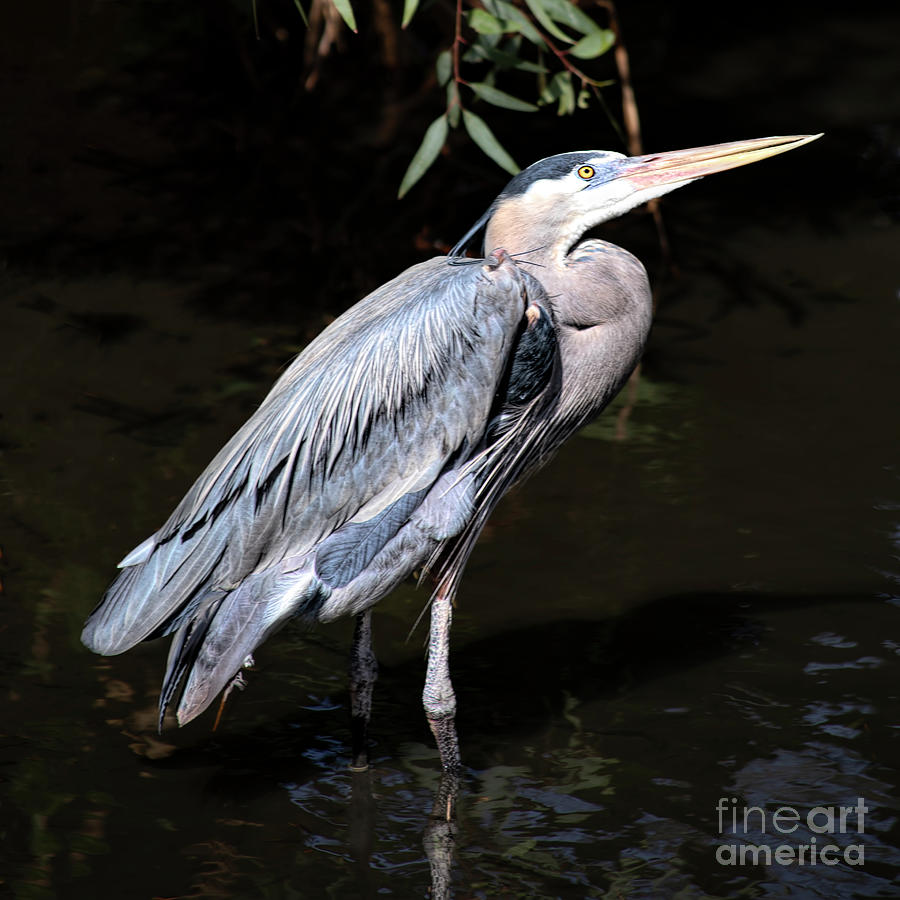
{"left": 577, "top": 165, "right": 595, "bottom": 179}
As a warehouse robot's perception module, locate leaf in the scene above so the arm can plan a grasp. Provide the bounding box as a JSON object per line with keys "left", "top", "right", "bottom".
{"left": 469, "top": 81, "right": 538, "bottom": 112}
{"left": 468, "top": 8, "right": 506, "bottom": 35}
{"left": 556, "top": 73, "right": 575, "bottom": 115}
{"left": 291, "top": 0, "right": 309, "bottom": 27}
{"left": 539, "top": 0, "right": 601, "bottom": 37}
{"left": 467, "top": 42, "right": 548, "bottom": 74}
{"left": 446, "top": 83, "right": 461, "bottom": 127}
{"left": 398, "top": 115, "right": 448, "bottom": 198}
{"left": 330, "top": 0, "right": 357, "bottom": 33}
{"left": 462, "top": 109, "right": 519, "bottom": 175}
{"left": 539, "top": 70, "right": 575, "bottom": 115}
{"left": 482, "top": 0, "right": 542, "bottom": 44}
{"left": 522, "top": 0, "right": 574, "bottom": 44}
{"left": 401, "top": 0, "right": 419, "bottom": 28}
{"left": 435, "top": 49, "right": 452, "bottom": 86}
{"left": 512, "top": 58, "right": 548, "bottom": 74}
{"left": 570, "top": 28, "right": 615, "bottom": 59}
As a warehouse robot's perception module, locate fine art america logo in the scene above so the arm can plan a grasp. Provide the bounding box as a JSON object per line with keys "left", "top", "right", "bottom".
{"left": 715, "top": 797, "right": 868, "bottom": 866}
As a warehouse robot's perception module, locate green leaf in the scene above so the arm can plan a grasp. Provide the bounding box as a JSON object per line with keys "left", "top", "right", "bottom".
{"left": 467, "top": 42, "right": 548, "bottom": 73}
{"left": 558, "top": 72, "right": 575, "bottom": 114}
{"left": 401, "top": 0, "right": 419, "bottom": 28}
{"left": 446, "top": 82, "right": 461, "bottom": 127}
{"left": 435, "top": 49, "right": 452, "bottom": 86}
{"left": 522, "top": 0, "right": 573, "bottom": 43}
{"left": 467, "top": 36, "right": 508, "bottom": 66}
{"left": 540, "top": 70, "right": 575, "bottom": 115}
{"left": 468, "top": 8, "right": 505, "bottom": 35}
{"left": 469, "top": 81, "right": 538, "bottom": 112}
{"left": 482, "top": 0, "right": 542, "bottom": 44}
{"left": 556, "top": 74, "right": 575, "bottom": 115}
{"left": 539, "top": 0, "right": 601, "bottom": 37}
{"left": 569, "top": 27, "right": 615, "bottom": 59}
{"left": 511, "top": 58, "right": 549, "bottom": 74}
{"left": 291, "top": 0, "right": 309, "bottom": 27}
{"left": 398, "top": 115, "right": 448, "bottom": 198}
{"left": 330, "top": 0, "right": 357, "bottom": 32}
{"left": 462, "top": 109, "right": 519, "bottom": 174}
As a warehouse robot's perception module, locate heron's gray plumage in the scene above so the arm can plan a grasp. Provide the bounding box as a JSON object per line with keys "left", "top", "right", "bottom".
{"left": 83, "top": 251, "right": 561, "bottom": 725}
{"left": 82, "top": 136, "right": 819, "bottom": 759}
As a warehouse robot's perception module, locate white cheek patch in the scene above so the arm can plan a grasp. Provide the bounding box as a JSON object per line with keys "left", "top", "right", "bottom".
{"left": 519, "top": 152, "right": 627, "bottom": 204}
{"left": 520, "top": 176, "right": 577, "bottom": 204}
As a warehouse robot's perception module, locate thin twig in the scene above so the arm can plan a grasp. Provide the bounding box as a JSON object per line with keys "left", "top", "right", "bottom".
{"left": 595, "top": 0, "right": 671, "bottom": 279}
{"left": 593, "top": 0, "right": 640, "bottom": 154}
{"left": 453, "top": 0, "right": 465, "bottom": 86}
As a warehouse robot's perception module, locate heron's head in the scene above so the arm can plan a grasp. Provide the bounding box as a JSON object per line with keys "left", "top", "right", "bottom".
{"left": 452, "top": 134, "right": 821, "bottom": 262}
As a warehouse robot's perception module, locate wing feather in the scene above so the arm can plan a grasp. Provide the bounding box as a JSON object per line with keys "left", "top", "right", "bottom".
{"left": 83, "top": 255, "right": 529, "bottom": 655}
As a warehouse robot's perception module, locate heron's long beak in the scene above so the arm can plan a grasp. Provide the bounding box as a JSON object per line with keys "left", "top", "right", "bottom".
{"left": 618, "top": 134, "right": 823, "bottom": 188}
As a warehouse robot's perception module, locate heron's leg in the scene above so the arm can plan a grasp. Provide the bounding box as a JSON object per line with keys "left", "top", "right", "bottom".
{"left": 423, "top": 589, "right": 461, "bottom": 771}
{"left": 349, "top": 609, "right": 378, "bottom": 772}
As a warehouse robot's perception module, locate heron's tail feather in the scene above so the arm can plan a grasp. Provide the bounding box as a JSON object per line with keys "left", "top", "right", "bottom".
{"left": 81, "top": 526, "right": 233, "bottom": 656}
{"left": 159, "top": 563, "right": 328, "bottom": 728}
{"left": 158, "top": 591, "right": 226, "bottom": 730}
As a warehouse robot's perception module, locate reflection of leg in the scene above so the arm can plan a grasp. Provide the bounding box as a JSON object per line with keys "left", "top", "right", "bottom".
{"left": 424, "top": 769, "right": 460, "bottom": 900}
{"left": 423, "top": 589, "right": 461, "bottom": 771}
{"left": 349, "top": 609, "right": 378, "bottom": 772}
{"left": 348, "top": 766, "right": 377, "bottom": 891}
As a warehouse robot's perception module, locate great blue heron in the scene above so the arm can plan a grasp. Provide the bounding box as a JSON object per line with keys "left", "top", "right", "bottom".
{"left": 82, "top": 134, "right": 820, "bottom": 770}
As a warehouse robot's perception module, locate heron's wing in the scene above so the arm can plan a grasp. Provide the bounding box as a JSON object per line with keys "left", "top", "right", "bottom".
{"left": 82, "top": 255, "right": 531, "bottom": 655}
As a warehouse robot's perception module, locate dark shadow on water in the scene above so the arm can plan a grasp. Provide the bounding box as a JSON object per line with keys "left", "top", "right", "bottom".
{"left": 152, "top": 588, "right": 884, "bottom": 777}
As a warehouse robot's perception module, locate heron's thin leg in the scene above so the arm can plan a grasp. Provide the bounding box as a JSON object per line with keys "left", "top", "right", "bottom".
{"left": 349, "top": 609, "right": 378, "bottom": 772}
{"left": 423, "top": 589, "right": 461, "bottom": 771}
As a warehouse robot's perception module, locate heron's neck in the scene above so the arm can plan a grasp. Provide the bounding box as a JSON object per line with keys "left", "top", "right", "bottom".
{"left": 484, "top": 197, "right": 576, "bottom": 269}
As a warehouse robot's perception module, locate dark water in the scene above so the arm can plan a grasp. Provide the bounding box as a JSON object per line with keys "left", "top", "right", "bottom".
{"left": 2, "top": 3, "right": 899, "bottom": 898}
